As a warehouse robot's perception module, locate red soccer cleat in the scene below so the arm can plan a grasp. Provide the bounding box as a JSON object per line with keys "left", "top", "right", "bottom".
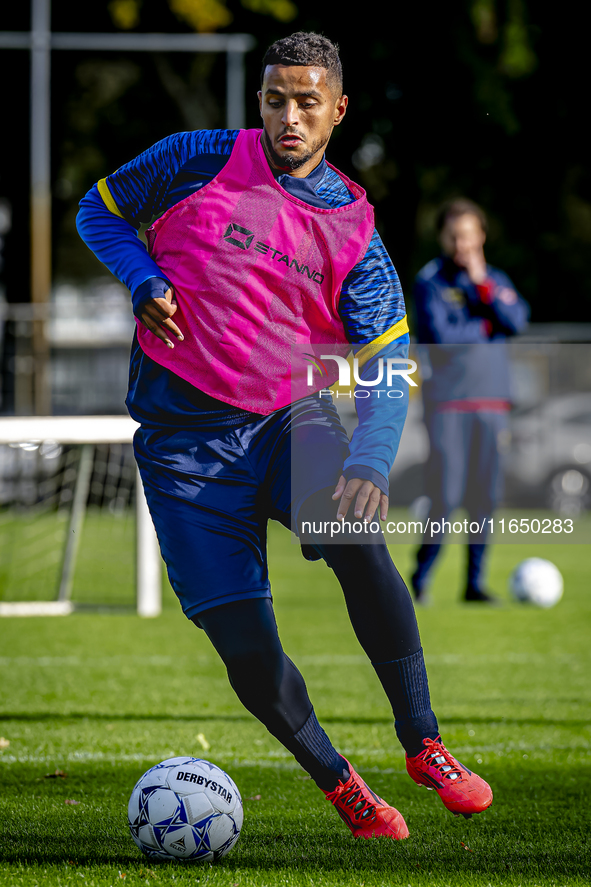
{"left": 323, "top": 759, "right": 409, "bottom": 840}
{"left": 406, "top": 736, "right": 493, "bottom": 817}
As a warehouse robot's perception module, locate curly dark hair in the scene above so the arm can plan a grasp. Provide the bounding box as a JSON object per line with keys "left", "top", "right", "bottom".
{"left": 436, "top": 198, "right": 488, "bottom": 234}
{"left": 260, "top": 32, "right": 343, "bottom": 94}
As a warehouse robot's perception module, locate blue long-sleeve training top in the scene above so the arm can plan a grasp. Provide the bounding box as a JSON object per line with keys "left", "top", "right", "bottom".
{"left": 77, "top": 129, "right": 411, "bottom": 493}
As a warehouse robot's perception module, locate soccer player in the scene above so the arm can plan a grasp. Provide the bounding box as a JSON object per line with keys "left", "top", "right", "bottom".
{"left": 77, "top": 33, "right": 492, "bottom": 840}
{"left": 412, "top": 199, "right": 529, "bottom": 603}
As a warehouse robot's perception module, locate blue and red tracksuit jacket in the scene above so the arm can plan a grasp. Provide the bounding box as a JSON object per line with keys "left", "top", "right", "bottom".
{"left": 413, "top": 256, "right": 529, "bottom": 405}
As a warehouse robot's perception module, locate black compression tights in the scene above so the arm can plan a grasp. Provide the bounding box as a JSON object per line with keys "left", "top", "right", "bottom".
{"left": 195, "top": 597, "right": 347, "bottom": 789}
{"left": 299, "top": 490, "right": 438, "bottom": 753}
{"left": 300, "top": 486, "right": 421, "bottom": 661}
{"left": 196, "top": 597, "right": 313, "bottom": 739}
{"left": 194, "top": 523, "right": 433, "bottom": 786}
{"left": 195, "top": 536, "right": 421, "bottom": 728}
{"left": 320, "top": 540, "right": 421, "bottom": 661}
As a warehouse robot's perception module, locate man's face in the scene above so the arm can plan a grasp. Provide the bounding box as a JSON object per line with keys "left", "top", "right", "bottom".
{"left": 440, "top": 213, "right": 486, "bottom": 266}
{"left": 258, "top": 65, "right": 347, "bottom": 177}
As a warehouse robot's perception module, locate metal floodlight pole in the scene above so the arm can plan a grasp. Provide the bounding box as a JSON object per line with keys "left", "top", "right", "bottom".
{"left": 226, "top": 48, "right": 247, "bottom": 130}
{"left": 30, "top": 0, "right": 52, "bottom": 416}
{"left": 0, "top": 0, "right": 255, "bottom": 414}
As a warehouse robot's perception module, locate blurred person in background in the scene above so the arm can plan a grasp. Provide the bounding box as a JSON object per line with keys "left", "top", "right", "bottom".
{"left": 411, "top": 198, "right": 529, "bottom": 603}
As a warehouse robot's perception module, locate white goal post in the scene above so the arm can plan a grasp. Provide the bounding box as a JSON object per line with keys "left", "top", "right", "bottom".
{"left": 0, "top": 415, "right": 161, "bottom": 617}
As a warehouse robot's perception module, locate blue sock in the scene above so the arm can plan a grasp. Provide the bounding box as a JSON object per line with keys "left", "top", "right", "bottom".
{"left": 372, "top": 648, "right": 440, "bottom": 757}
{"left": 282, "top": 709, "right": 349, "bottom": 791}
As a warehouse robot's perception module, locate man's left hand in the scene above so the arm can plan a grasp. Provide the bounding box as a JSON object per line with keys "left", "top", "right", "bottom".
{"left": 332, "top": 475, "right": 389, "bottom": 522}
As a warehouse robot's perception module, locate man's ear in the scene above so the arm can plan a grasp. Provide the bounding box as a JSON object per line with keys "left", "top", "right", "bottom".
{"left": 333, "top": 94, "right": 348, "bottom": 127}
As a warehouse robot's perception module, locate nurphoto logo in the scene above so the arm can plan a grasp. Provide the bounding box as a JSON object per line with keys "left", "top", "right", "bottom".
{"left": 304, "top": 354, "right": 418, "bottom": 389}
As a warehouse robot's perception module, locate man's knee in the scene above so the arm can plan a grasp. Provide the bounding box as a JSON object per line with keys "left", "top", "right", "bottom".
{"left": 224, "top": 647, "right": 283, "bottom": 696}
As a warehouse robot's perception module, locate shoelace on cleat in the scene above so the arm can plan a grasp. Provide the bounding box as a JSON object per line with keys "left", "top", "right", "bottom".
{"left": 326, "top": 779, "right": 377, "bottom": 824}
{"left": 420, "top": 738, "right": 463, "bottom": 782}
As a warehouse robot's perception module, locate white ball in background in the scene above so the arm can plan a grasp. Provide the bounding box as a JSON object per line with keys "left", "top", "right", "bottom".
{"left": 509, "top": 558, "right": 564, "bottom": 608}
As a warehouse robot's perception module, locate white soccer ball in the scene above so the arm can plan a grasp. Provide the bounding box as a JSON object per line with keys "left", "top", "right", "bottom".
{"left": 128, "top": 757, "right": 243, "bottom": 863}
{"left": 509, "top": 558, "right": 564, "bottom": 608}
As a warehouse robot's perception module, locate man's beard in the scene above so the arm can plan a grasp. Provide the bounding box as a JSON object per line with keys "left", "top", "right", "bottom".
{"left": 262, "top": 128, "right": 330, "bottom": 172}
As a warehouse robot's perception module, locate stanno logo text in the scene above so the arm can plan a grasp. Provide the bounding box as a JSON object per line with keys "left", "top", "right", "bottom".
{"left": 223, "top": 223, "right": 325, "bottom": 286}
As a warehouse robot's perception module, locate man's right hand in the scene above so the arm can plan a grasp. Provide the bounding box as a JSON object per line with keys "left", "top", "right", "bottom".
{"left": 139, "top": 288, "right": 184, "bottom": 349}
{"left": 454, "top": 246, "right": 487, "bottom": 285}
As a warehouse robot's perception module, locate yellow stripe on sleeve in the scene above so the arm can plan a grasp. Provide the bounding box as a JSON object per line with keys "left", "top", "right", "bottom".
{"left": 97, "top": 178, "right": 124, "bottom": 219}
{"left": 355, "top": 314, "right": 410, "bottom": 368}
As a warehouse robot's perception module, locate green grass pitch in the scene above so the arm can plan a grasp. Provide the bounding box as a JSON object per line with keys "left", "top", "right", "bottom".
{"left": 0, "top": 518, "right": 590, "bottom": 886}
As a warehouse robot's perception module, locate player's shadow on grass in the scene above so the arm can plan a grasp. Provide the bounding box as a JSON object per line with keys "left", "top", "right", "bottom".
{"left": 1, "top": 711, "right": 589, "bottom": 728}
{"left": 3, "top": 770, "right": 587, "bottom": 881}
{"left": 0, "top": 847, "right": 141, "bottom": 867}
{"left": 3, "top": 833, "right": 584, "bottom": 881}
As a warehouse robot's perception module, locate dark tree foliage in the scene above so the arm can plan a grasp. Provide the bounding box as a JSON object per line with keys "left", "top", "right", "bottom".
{"left": 0, "top": 1, "right": 588, "bottom": 321}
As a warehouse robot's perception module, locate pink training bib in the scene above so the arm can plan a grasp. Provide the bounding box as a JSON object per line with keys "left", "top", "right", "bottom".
{"left": 139, "top": 128, "right": 374, "bottom": 414}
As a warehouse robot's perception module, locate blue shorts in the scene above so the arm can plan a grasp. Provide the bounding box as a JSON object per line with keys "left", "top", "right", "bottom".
{"left": 133, "top": 394, "right": 349, "bottom": 620}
